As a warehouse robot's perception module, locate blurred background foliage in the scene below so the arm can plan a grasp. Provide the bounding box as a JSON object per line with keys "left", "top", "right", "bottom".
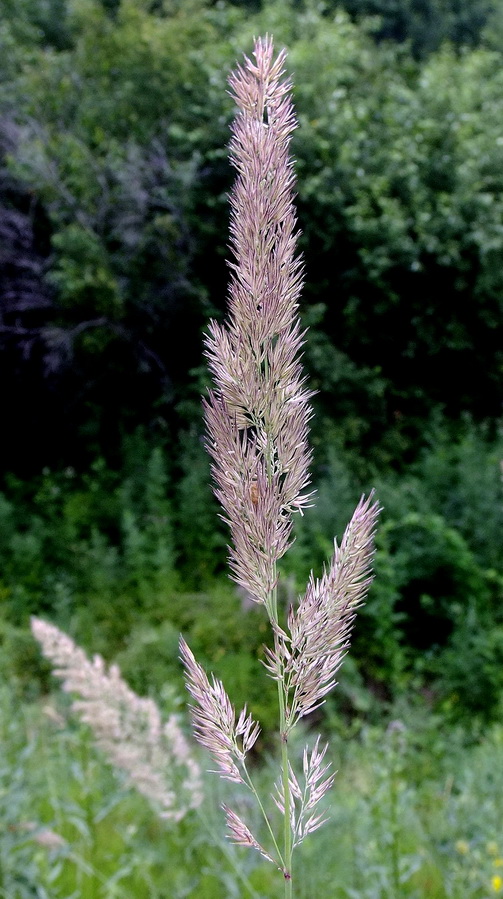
{"left": 1, "top": 0, "right": 503, "bottom": 729}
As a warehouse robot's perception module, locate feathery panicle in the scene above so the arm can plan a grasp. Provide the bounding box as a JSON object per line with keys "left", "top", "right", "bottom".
{"left": 183, "top": 38, "right": 380, "bottom": 885}
{"left": 31, "top": 618, "right": 203, "bottom": 821}
{"left": 180, "top": 636, "right": 260, "bottom": 784}
{"left": 204, "top": 35, "right": 313, "bottom": 608}
{"left": 273, "top": 737, "right": 335, "bottom": 848}
{"left": 265, "top": 494, "right": 380, "bottom": 729}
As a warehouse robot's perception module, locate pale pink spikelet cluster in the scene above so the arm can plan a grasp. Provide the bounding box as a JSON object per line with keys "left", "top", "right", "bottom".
{"left": 265, "top": 494, "right": 380, "bottom": 729}
{"left": 203, "top": 35, "right": 313, "bottom": 608}
{"left": 223, "top": 806, "right": 276, "bottom": 865}
{"left": 31, "top": 618, "right": 203, "bottom": 821}
{"left": 273, "top": 737, "right": 335, "bottom": 848}
{"left": 180, "top": 637, "right": 260, "bottom": 783}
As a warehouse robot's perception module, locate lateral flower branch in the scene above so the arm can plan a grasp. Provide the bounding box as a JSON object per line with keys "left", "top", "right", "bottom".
{"left": 181, "top": 36, "right": 379, "bottom": 893}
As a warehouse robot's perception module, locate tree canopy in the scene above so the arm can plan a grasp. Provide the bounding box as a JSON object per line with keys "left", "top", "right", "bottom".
{"left": 1, "top": 0, "right": 502, "bottom": 472}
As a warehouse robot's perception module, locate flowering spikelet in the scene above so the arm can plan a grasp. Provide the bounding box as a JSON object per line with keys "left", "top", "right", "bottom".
{"left": 31, "top": 618, "right": 202, "bottom": 821}
{"left": 265, "top": 494, "right": 380, "bottom": 729}
{"left": 204, "top": 35, "right": 313, "bottom": 608}
{"left": 273, "top": 737, "right": 335, "bottom": 848}
{"left": 223, "top": 806, "right": 276, "bottom": 865}
{"left": 180, "top": 636, "right": 260, "bottom": 784}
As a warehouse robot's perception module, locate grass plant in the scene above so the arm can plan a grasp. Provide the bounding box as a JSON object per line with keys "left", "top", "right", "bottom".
{"left": 179, "top": 37, "right": 379, "bottom": 895}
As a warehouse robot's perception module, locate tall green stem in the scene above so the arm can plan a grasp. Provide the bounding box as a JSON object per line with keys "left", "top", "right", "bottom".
{"left": 277, "top": 680, "right": 293, "bottom": 897}
{"left": 263, "top": 396, "right": 293, "bottom": 896}
{"left": 268, "top": 568, "right": 293, "bottom": 896}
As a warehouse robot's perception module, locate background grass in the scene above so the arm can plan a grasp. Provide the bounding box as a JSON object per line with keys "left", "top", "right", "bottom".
{"left": 3, "top": 682, "right": 503, "bottom": 898}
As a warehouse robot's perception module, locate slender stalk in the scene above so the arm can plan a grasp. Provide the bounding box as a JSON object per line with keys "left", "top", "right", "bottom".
{"left": 267, "top": 562, "right": 293, "bottom": 891}
{"left": 269, "top": 585, "right": 293, "bottom": 892}
{"left": 279, "top": 693, "right": 293, "bottom": 896}
{"left": 241, "top": 762, "right": 285, "bottom": 868}
{"left": 389, "top": 732, "right": 401, "bottom": 897}
{"left": 196, "top": 806, "right": 265, "bottom": 899}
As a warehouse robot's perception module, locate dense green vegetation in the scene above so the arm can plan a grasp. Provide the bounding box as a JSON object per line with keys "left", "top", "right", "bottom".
{"left": 2, "top": 422, "right": 503, "bottom": 727}
{"left": 3, "top": 682, "right": 503, "bottom": 897}
{"left": 2, "top": 0, "right": 503, "bottom": 470}
{"left": 1, "top": 0, "right": 503, "bottom": 893}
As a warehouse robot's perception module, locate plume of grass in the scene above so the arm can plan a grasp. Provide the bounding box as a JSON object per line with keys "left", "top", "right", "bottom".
{"left": 181, "top": 36, "right": 380, "bottom": 896}
{"left": 31, "top": 617, "right": 203, "bottom": 822}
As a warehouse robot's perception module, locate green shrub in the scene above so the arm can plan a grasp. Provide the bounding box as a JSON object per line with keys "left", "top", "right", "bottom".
{"left": 174, "top": 428, "right": 226, "bottom": 586}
